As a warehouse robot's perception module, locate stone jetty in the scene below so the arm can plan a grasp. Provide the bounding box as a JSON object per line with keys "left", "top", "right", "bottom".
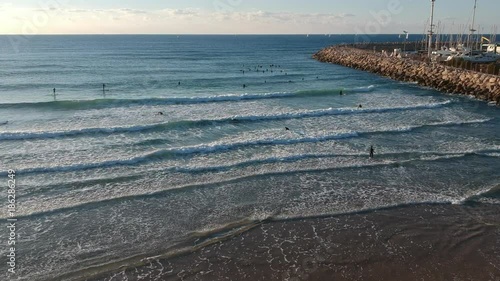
{"left": 313, "top": 46, "right": 500, "bottom": 105}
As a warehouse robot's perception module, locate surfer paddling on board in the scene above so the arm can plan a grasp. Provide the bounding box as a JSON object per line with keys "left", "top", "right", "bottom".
{"left": 369, "top": 145, "right": 375, "bottom": 158}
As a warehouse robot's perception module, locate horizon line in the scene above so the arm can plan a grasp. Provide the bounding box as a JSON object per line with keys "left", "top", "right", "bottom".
{"left": 2, "top": 33, "right": 499, "bottom": 36}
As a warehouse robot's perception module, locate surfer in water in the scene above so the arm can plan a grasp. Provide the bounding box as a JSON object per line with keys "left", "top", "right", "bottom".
{"left": 339, "top": 90, "right": 343, "bottom": 95}
{"left": 157, "top": 112, "right": 164, "bottom": 115}
{"left": 369, "top": 145, "right": 375, "bottom": 158}
{"left": 285, "top": 127, "right": 290, "bottom": 131}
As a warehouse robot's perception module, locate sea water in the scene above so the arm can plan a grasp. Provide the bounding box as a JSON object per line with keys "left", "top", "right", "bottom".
{"left": 0, "top": 35, "right": 499, "bottom": 280}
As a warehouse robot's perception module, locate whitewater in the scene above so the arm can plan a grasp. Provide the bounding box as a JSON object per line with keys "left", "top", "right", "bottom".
{"left": 0, "top": 35, "right": 498, "bottom": 281}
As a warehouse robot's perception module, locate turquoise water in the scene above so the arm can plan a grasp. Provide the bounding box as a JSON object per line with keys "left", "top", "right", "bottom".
{"left": 0, "top": 35, "right": 499, "bottom": 280}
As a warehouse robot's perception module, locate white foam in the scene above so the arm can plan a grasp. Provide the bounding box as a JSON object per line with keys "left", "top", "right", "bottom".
{"left": 0, "top": 123, "right": 162, "bottom": 140}
{"left": 352, "top": 84, "right": 376, "bottom": 92}
{"left": 15, "top": 117, "right": 493, "bottom": 175}
{"left": 0, "top": 100, "right": 455, "bottom": 141}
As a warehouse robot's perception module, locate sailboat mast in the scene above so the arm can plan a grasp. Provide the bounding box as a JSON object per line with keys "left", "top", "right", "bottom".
{"left": 467, "top": 0, "right": 478, "bottom": 49}
{"left": 428, "top": 0, "right": 436, "bottom": 58}
{"left": 436, "top": 22, "right": 440, "bottom": 49}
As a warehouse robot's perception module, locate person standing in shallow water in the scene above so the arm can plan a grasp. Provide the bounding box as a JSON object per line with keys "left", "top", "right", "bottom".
{"left": 369, "top": 145, "right": 375, "bottom": 158}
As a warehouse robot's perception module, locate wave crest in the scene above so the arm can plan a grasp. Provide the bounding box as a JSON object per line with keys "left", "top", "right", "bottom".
{"left": 0, "top": 85, "right": 379, "bottom": 111}
{"left": 0, "top": 100, "right": 453, "bottom": 141}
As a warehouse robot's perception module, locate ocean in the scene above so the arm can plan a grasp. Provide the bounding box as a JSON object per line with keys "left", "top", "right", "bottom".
{"left": 0, "top": 35, "right": 499, "bottom": 281}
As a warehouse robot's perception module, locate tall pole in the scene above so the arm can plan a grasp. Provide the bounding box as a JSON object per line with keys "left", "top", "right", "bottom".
{"left": 467, "top": 0, "right": 477, "bottom": 50}
{"left": 428, "top": 0, "right": 436, "bottom": 58}
{"left": 404, "top": 36, "right": 407, "bottom": 54}
{"left": 403, "top": 31, "right": 408, "bottom": 55}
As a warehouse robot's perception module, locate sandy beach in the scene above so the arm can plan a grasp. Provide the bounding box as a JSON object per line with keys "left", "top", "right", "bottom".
{"left": 1, "top": 0, "right": 500, "bottom": 279}
{"left": 90, "top": 203, "right": 500, "bottom": 281}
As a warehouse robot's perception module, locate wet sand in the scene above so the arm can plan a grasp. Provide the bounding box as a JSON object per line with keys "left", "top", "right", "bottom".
{"left": 91, "top": 203, "right": 500, "bottom": 281}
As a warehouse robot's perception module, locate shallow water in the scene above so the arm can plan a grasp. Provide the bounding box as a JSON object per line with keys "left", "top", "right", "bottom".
{"left": 0, "top": 35, "right": 499, "bottom": 280}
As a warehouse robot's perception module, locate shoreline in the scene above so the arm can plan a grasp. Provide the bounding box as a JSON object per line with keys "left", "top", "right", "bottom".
{"left": 313, "top": 46, "right": 500, "bottom": 105}
{"left": 87, "top": 202, "right": 500, "bottom": 281}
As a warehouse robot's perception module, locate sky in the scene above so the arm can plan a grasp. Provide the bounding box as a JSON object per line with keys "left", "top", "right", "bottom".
{"left": 0, "top": 0, "right": 498, "bottom": 34}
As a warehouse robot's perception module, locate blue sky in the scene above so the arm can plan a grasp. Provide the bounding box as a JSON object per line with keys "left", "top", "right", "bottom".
{"left": 0, "top": 0, "right": 498, "bottom": 34}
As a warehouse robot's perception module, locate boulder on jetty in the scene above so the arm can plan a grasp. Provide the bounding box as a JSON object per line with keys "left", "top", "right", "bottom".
{"left": 313, "top": 46, "right": 500, "bottom": 105}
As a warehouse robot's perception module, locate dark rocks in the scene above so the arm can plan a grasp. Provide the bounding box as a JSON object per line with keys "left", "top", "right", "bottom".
{"left": 313, "top": 46, "right": 500, "bottom": 104}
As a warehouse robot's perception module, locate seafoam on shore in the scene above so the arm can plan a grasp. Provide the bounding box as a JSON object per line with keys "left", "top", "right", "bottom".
{"left": 0, "top": 35, "right": 499, "bottom": 281}
{"left": 89, "top": 203, "right": 500, "bottom": 281}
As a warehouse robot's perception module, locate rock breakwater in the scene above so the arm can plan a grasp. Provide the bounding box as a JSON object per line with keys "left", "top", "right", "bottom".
{"left": 313, "top": 46, "right": 500, "bottom": 105}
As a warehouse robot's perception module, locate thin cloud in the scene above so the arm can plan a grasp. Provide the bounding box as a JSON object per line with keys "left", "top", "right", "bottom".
{"left": 0, "top": 3, "right": 13, "bottom": 9}
{"left": 218, "top": 11, "right": 356, "bottom": 24}
{"left": 0, "top": 6, "right": 363, "bottom": 34}
{"left": 116, "top": 8, "right": 148, "bottom": 15}
{"left": 68, "top": 9, "right": 88, "bottom": 13}
{"left": 338, "top": 13, "right": 355, "bottom": 18}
